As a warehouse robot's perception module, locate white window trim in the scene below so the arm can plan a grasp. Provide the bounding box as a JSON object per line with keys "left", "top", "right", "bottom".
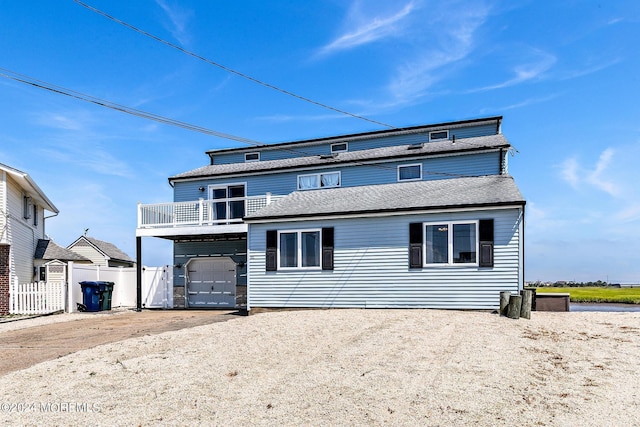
{"left": 429, "top": 130, "right": 449, "bottom": 141}
{"left": 208, "top": 182, "right": 247, "bottom": 198}
{"left": 207, "top": 182, "right": 247, "bottom": 220}
{"left": 22, "top": 194, "right": 32, "bottom": 220}
{"left": 423, "top": 220, "right": 479, "bottom": 267}
{"left": 331, "top": 142, "right": 348, "bottom": 153}
{"left": 277, "top": 229, "right": 322, "bottom": 270}
{"left": 397, "top": 164, "right": 422, "bottom": 182}
{"left": 297, "top": 171, "right": 341, "bottom": 190}
{"left": 245, "top": 152, "right": 260, "bottom": 162}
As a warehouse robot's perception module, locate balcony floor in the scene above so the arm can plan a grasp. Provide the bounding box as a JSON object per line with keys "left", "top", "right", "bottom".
{"left": 136, "top": 223, "right": 248, "bottom": 238}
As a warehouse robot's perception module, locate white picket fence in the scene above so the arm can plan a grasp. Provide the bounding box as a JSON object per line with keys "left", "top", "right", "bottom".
{"left": 10, "top": 279, "right": 66, "bottom": 315}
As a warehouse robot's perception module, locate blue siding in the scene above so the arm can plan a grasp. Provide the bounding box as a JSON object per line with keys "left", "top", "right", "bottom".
{"left": 212, "top": 123, "right": 498, "bottom": 164}
{"left": 248, "top": 208, "right": 522, "bottom": 310}
{"left": 173, "top": 240, "right": 247, "bottom": 287}
{"left": 174, "top": 151, "right": 501, "bottom": 201}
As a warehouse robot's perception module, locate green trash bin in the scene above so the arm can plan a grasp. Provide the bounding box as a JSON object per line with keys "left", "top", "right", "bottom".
{"left": 98, "top": 281, "right": 115, "bottom": 311}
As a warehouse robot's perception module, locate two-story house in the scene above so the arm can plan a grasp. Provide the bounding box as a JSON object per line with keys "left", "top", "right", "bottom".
{"left": 136, "top": 116, "right": 525, "bottom": 311}
{"left": 1, "top": 163, "right": 58, "bottom": 314}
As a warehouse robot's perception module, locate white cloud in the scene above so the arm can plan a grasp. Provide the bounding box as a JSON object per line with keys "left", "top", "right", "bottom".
{"left": 40, "top": 144, "right": 134, "bottom": 179}
{"left": 480, "top": 93, "right": 563, "bottom": 114}
{"left": 557, "top": 57, "right": 621, "bottom": 81}
{"left": 155, "top": 0, "right": 193, "bottom": 47}
{"left": 559, "top": 148, "right": 620, "bottom": 197}
{"left": 384, "top": 2, "right": 490, "bottom": 107}
{"left": 560, "top": 157, "right": 580, "bottom": 188}
{"left": 614, "top": 204, "right": 640, "bottom": 223}
{"left": 586, "top": 148, "right": 619, "bottom": 196}
{"left": 34, "top": 111, "right": 94, "bottom": 131}
{"left": 317, "top": 1, "right": 415, "bottom": 56}
{"left": 469, "top": 49, "right": 556, "bottom": 92}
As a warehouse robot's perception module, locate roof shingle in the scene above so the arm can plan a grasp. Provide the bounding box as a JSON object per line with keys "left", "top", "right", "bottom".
{"left": 245, "top": 175, "right": 525, "bottom": 221}
{"left": 171, "top": 134, "right": 510, "bottom": 181}
{"left": 35, "top": 240, "right": 90, "bottom": 261}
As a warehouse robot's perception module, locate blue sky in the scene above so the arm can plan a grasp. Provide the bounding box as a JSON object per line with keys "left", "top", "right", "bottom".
{"left": 1, "top": 1, "right": 639, "bottom": 283}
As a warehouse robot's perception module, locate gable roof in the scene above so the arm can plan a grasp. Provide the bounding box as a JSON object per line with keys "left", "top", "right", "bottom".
{"left": 0, "top": 162, "right": 58, "bottom": 213}
{"left": 245, "top": 175, "right": 525, "bottom": 221}
{"left": 68, "top": 236, "right": 134, "bottom": 263}
{"left": 35, "top": 239, "right": 90, "bottom": 261}
{"left": 171, "top": 134, "right": 510, "bottom": 182}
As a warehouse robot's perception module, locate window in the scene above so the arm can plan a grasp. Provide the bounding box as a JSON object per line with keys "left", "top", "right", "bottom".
{"left": 425, "top": 221, "right": 477, "bottom": 265}
{"left": 410, "top": 220, "right": 494, "bottom": 268}
{"left": 266, "top": 228, "right": 334, "bottom": 271}
{"left": 245, "top": 152, "right": 260, "bottom": 162}
{"left": 429, "top": 130, "right": 449, "bottom": 141}
{"left": 279, "top": 230, "right": 321, "bottom": 269}
{"left": 209, "top": 184, "right": 245, "bottom": 223}
{"left": 398, "top": 164, "right": 422, "bottom": 181}
{"left": 331, "top": 142, "right": 348, "bottom": 153}
{"left": 298, "top": 171, "right": 341, "bottom": 190}
{"left": 23, "top": 195, "right": 31, "bottom": 220}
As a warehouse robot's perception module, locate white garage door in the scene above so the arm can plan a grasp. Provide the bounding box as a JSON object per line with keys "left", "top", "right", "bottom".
{"left": 185, "top": 257, "right": 237, "bottom": 308}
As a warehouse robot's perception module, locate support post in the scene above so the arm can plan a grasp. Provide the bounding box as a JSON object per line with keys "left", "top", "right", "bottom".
{"left": 506, "top": 295, "right": 522, "bottom": 319}
{"left": 520, "top": 290, "right": 533, "bottom": 319}
{"left": 136, "top": 236, "right": 142, "bottom": 312}
{"left": 499, "top": 291, "right": 511, "bottom": 316}
{"left": 67, "top": 261, "right": 74, "bottom": 313}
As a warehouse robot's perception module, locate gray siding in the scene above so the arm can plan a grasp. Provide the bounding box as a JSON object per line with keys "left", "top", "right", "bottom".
{"left": 173, "top": 239, "right": 247, "bottom": 287}
{"left": 248, "top": 208, "right": 522, "bottom": 310}
{"left": 212, "top": 123, "right": 498, "bottom": 164}
{"left": 174, "top": 151, "right": 501, "bottom": 202}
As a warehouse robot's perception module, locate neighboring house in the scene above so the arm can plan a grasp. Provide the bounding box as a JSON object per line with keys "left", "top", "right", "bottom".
{"left": 136, "top": 116, "right": 526, "bottom": 311}
{"left": 67, "top": 236, "right": 135, "bottom": 268}
{"left": 34, "top": 239, "right": 91, "bottom": 283}
{"left": 0, "top": 163, "right": 58, "bottom": 314}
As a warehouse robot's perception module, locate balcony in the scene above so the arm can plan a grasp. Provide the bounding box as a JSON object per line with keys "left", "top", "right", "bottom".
{"left": 136, "top": 193, "right": 279, "bottom": 238}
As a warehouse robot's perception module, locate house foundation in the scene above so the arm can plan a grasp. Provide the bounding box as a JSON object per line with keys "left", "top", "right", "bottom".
{"left": 173, "top": 286, "right": 185, "bottom": 308}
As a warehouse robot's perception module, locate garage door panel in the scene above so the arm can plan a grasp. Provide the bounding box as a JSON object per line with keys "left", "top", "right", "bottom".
{"left": 186, "top": 257, "right": 237, "bottom": 308}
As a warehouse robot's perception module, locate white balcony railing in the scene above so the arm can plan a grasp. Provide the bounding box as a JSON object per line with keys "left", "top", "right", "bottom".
{"left": 137, "top": 193, "right": 278, "bottom": 229}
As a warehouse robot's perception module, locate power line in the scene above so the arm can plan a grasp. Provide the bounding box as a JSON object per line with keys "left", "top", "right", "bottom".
{"left": 0, "top": 67, "right": 506, "bottom": 180}
{"left": 0, "top": 67, "right": 261, "bottom": 145}
{"left": 73, "top": 0, "right": 398, "bottom": 130}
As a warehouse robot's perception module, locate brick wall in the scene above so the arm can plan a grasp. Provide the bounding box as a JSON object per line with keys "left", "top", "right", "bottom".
{"left": 0, "top": 245, "right": 10, "bottom": 315}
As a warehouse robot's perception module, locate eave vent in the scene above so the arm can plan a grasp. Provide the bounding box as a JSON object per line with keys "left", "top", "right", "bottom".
{"left": 408, "top": 143, "right": 424, "bottom": 150}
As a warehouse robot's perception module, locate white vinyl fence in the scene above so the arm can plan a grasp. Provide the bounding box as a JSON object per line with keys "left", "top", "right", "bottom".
{"left": 67, "top": 262, "right": 173, "bottom": 312}
{"left": 10, "top": 279, "right": 66, "bottom": 315}
{"left": 8, "top": 263, "right": 174, "bottom": 314}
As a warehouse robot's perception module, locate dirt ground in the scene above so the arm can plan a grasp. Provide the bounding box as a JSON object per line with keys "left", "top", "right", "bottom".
{"left": 0, "top": 309, "right": 238, "bottom": 376}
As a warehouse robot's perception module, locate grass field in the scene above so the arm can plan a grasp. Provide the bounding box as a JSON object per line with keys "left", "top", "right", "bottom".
{"left": 534, "top": 287, "right": 640, "bottom": 304}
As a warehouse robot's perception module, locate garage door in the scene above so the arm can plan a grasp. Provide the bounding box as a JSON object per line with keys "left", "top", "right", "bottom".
{"left": 185, "top": 257, "right": 236, "bottom": 308}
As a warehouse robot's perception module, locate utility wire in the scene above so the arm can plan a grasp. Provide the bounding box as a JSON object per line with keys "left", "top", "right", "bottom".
{"left": 0, "top": 67, "right": 261, "bottom": 145}
{"left": 73, "top": 0, "right": 398, "bottom": 130}
{"left": 0, "top": 67, "right": 507, "bottom": 179}
{"left": 1, "top": 66, "right": 504, "bottom": 179}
